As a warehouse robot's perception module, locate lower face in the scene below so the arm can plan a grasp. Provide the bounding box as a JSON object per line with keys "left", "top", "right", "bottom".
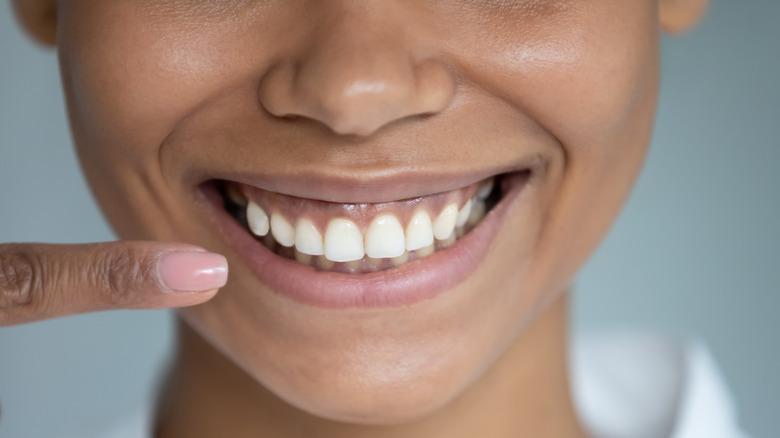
{"left": 57, "top": 0, "right": 659, "bottom": 424}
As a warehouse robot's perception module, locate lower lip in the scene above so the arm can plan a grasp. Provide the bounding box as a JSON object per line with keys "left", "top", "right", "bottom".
{"left": 201, "top": 175, "right": 528, "bottom": 309}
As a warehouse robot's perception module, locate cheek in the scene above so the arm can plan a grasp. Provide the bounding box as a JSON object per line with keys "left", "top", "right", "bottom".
{"left": 59, "top": 4, "right": 220, "bottom": 155}
{"left": 56, "top": 2, "right": 268, "bottom": 238}
{"left": 457, "top": 2, "right": 660, "bottom": 292}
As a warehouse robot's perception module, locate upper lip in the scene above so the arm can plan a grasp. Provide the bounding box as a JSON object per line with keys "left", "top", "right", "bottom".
{"left": 194, "top": 156, "right": 543, "bottom": 204}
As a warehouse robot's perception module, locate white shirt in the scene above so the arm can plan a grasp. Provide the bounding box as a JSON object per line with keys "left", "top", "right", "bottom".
{"left": 571, "top": 331, "right": 750, "bottom": 438}
{"left": 101, "top": 332, "right": 750, "bottom": 438}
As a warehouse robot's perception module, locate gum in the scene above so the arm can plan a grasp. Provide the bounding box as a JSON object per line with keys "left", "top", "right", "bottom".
{"left": 230, "top": 178, "right": 492, "bottom": 234}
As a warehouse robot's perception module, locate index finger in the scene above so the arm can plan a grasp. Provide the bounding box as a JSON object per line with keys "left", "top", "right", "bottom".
{"left": 0, "top": 242, "right": 228, "bottom": 326}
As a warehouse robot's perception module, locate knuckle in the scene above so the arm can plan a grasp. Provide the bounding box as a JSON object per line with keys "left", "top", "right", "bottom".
{"left": 0, "top": 245, "right": 43, "bottom": 321}
{"left": 95, "top": 247, "right": 154, "bottom": 304}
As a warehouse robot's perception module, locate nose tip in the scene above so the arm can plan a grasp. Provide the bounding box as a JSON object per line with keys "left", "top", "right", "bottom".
{"left": 258, "top": 29, "right": 455, "bottom": 137}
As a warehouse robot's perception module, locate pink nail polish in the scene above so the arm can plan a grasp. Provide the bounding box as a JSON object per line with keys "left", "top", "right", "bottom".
{"left": 159, "top": 251, "right": 228, "bottom": 293}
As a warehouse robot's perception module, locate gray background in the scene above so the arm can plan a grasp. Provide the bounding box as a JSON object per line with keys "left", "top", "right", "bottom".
{"left": 1, "top": 1, "right": 778, "bottom": 437}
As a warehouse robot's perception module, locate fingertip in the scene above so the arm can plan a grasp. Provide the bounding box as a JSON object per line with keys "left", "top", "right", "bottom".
{"left": 158, "top": 251, "right": 228, "bottom": 294}
{"left": 167, "top": 288, "right": 221, "bottom": 308}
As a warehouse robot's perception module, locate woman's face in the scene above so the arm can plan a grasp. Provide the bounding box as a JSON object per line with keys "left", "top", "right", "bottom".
{"left": 55, "top": 0, "right": 659, "bottom": 424}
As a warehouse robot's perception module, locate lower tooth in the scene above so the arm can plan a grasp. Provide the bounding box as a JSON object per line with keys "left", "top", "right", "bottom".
{"left": 415, "top": 244, "right": 435, "bottom": 258}
{"left": 437, "top": 233, "right": 456, "bottom": 249}
{"left": 318, "top": 255, "right": 335, "bottom": 271}
{"left": 345, "top": 260, "right": 362, "bottom": 272}
{"left": 295, "top": 250, "right": 312, "bottom": 265}
{"left": 367, "top": 257, "right": 384, "bottom": 270}
{"left": 391, "top": 251, "right": 409, "bottom": 266}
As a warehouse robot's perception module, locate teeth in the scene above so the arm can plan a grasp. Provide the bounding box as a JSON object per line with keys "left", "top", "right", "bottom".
{"left": 318, "top": 255, "right": 335, "bottom": 270}
{"left": 438, "top": 233, "right": 456, "bottom": 249}
{"left": 392, "top": 251, "right": 409, "bottom": 266}
{"left": 468, "top": 199, "right": 487, "bottom": 226}
{"left": 295, "top": 218, "right": 324, "bottom": 255}
{"left": 415, "top": 244, "right": 435, "bottom": 258}
{"left": 433, "top": 203, "right": 458, "bottom": 241}
{"left": 405, "top": 210, "right": 434, "bottom": 251}
{"left": 456, "top": 199, "right": 472, "bottom": 228}
{"left": 324, "top": 218, "right": 365, "bottom": 262}
{"left": 295, "top": 250, "right": 313, "bottom": 265}
{"left": 477, "top": 178, "right": 494, "bottom": 200}
{"left": 247, "top": 201, "right": 270, "bottom": 237}
{"left": 365, "top": 214, "right": 406, "bottom": 258}
{"left": 241, "top": 176, "right": 499, "bottom": 271}
{"left": 367, "top": 257, "right": 384, "bottom": 270}
{"left": 270, "top": 213, "right": 295, "bottom": 247}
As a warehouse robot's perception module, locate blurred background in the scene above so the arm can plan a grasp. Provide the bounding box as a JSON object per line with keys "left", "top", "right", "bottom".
{"left": 1, "top": 1, "right": 778, "bottom": 436}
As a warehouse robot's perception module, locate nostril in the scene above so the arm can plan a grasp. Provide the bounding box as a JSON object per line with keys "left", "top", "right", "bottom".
{"left": 258, "top": 50, "right": 456, "bottom": 136}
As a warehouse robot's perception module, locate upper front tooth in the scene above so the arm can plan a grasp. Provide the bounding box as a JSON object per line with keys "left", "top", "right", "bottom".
{"left": 433, "top": 203, "right": 458, "bottom": 240}
{"left": 270, "top": 213, "right": 295, "bottom": 247}
{"left": 405, "top": 210, "right": 434, "bottom": 251}
{"left": 295, "top": 218, "right": 324, "bottom": 255}
{"left": 365, "top": 214, "right": 406, "bottom": 258}
{"left": 456, "top": 199, "right": 472, "bottom": 228}
{"left": 247, "top": 201, "right": 269, "bottom": 237}
{"left": 324, "top": 218, "right": 365, "bottom": 262}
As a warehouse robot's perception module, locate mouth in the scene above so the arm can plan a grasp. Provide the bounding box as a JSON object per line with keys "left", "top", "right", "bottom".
{"left": 200, "top": 170, "right": 531, "bottom": 307}
{"left": 218, "top": 174, "right": 506, "bottom": 274}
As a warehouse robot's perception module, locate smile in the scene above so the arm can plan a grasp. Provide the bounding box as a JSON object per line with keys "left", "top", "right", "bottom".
{"left": 201, "top": 169, "right": 532, "bottom": 308}
{"left": 219, "top": 176, "right": 502, "bottom": 274}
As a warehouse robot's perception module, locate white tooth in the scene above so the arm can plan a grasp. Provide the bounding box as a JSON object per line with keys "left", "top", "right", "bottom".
{"left": 295, "top": 250, "right": 312, "bottom": 265}
{"left": 415, "top": 244, "right": 435, "bottom": 258}
{"left": 365, "top": 214, "right": 406, "bottom": 258}
{"left": 468, "top": 199, "right": 487, "bottom": 226}
{"left": 477, "top": 178, "right": 495, "bottom": 200}
{"left": 456, "top": 199, "right": 472, "bottom": 227}
{"left": 318, "top": 255, "right": 334, "bottom": 271}
{"left": 324, "top": 218, "right": 365, "bottom": 262}
{"left": 392, "top": 251, "right": 409, "bottom": 266}
{"left": 405, "top": 210, "right": 434, "bottom": 251}
{"left": 270, "top": 213, "right": 295, "bottom": 247}
{"left": 295, "top": 218, "right": 324, "bottom": 255}
{"left": 433, "top": 203, "right": 458, "bottom": 240}
{"left": 247, "top": 201, "right": 269, "bottom": 237}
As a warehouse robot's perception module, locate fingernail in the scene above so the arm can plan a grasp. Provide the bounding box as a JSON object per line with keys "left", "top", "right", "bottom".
{"left": 159, "top": 251, "right": 228, "bottom": 293}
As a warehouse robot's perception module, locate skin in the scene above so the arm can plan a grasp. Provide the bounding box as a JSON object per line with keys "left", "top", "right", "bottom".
{"left": 6, "top": 0, "right": 708, "bottom": 437}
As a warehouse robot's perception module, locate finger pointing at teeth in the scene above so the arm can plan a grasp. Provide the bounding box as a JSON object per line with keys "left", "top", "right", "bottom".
{"left": 0, "top": 242, "right": 228, "bottom": 327}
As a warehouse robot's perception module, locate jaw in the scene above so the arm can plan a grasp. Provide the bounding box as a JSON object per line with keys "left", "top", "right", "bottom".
{"left": 169, "top": 153, "right": 566, "bottom": 423}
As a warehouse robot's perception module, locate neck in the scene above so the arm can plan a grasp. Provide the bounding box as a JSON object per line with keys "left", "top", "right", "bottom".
{"left": 155, "top": 294, "right": 588, "bottom": 438}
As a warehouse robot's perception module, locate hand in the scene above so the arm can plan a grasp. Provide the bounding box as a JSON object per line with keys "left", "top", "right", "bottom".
{"left": 0, "top": 241, "right": 228, "bottom": 327}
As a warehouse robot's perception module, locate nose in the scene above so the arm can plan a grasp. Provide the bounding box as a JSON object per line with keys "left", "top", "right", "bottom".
{"left": 258, "top": 6, "right": 455, "bottom": 137}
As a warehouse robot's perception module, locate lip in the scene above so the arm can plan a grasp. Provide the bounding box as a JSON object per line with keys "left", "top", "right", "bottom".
{"left": 186, "top": 155, "right": 543, "bottom": 204}
{"left": 198, "top": 171, "right": 530, "bottom": 308}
